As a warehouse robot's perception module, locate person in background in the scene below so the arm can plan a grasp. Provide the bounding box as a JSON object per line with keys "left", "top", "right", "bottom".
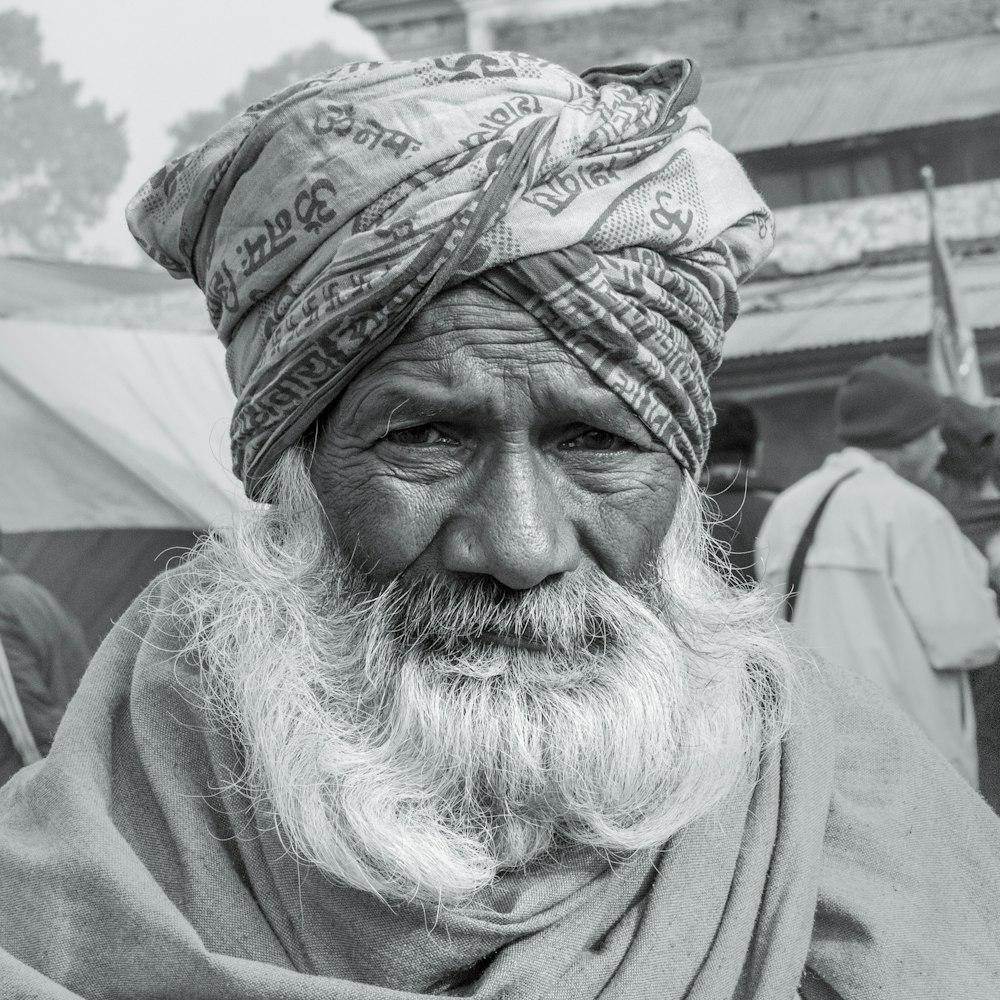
{"left": 929, "top": 396, "right": 1000, "bottom": 528}
{"left": 924, "top": 396, "right": 1000, "bottom": 591}
{"left": 701, "top": 400, "right": 776, "bottom": 585}
{"left": 926, "top": 397, "right": 1000, "bottom": 812}
{"left": 757, "top": 354, "right": 1000, "bottom": 787}
{"left": 0, "top": 530, "right": 90, "bottom": 785}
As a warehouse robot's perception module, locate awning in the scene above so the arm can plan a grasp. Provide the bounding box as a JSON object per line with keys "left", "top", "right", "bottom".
{"left": 727, "top": 251, "right": 1000, "bottom": 358}
{"left": 700, "top": 35, "right": 1000, "bottom": 153}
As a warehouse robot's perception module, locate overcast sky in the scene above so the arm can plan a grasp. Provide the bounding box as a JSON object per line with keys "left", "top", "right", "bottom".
{"left": 9, "top": 0, "right": 382, "bottom": 265}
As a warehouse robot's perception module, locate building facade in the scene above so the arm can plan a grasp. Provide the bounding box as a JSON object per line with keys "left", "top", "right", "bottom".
{"left": 335, "top": 0, "right": 1000, "bottom": 71}
{"left": 333, "top": 0, "right": 1000, "bottom": 486}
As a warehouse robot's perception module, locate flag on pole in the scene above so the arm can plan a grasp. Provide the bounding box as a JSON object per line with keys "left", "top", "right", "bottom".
{"left": 921, "top": 165, "right": 986, "bottom": 403}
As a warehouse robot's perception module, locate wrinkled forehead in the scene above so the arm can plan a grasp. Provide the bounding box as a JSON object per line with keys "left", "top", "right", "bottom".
{"left": 328, "top": 281, "right": 652, "bottom": 435}
{"left": 408, "top": 281, "right": 544, "bottom": 333}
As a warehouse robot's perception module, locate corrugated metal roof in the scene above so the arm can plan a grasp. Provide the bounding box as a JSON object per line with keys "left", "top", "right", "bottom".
{"left": 726, "top": 252, "right": 1000, "bottom": 358}
{"left": 700, "top": 36, "right": 1000, "bottom": 153}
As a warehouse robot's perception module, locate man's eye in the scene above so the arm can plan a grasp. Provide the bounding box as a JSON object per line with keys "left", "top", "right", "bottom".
{"left": 561, "top": 428, "right": 636, "bottom": 452}
{"left": 382, "top": 425, "right": 456, "bottom": 447}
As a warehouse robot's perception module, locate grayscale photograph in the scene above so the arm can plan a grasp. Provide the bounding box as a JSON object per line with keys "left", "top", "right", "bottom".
{"left": 1, "top": 1, "right": 999, "bottom": 996}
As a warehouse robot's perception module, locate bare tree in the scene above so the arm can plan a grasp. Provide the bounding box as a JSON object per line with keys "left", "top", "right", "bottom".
{"left": 0, "top": 10, "right": 128, "bottom": 257}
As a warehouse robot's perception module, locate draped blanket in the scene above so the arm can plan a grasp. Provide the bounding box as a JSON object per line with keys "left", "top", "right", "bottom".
{"left": 126, "top": 52, "right": 773, "bottom": 494}
{"left": 2, "top": 576, "right": 1000, "bottom": 998}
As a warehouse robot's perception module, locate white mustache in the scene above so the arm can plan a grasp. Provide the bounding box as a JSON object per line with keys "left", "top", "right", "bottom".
{"left": 369, "top": 571, "right": 638, "bottom": 657}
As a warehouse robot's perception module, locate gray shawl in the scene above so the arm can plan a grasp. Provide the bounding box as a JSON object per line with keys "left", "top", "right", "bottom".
{"left": 1, "top": 574, "right": 999, "bottom": 997}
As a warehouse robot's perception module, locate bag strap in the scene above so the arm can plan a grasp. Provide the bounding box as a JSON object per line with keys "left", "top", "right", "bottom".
{"left": 0, "top": 635, "right": 42, "bottom": 767}
{"left": 784, "top": 469, "right": 860, "bottom": 622}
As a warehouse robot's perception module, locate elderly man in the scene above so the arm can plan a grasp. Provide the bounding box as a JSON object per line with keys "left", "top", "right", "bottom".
{"left": 1, "top": 52, "right": 999, "bottom": 999}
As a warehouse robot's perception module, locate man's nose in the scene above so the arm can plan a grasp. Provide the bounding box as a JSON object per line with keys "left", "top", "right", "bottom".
{"left": 440, "top": 450, "right": 581, "bottom": 590}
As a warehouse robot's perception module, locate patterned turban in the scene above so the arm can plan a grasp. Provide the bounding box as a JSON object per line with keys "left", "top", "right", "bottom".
{"left": 127, "top": 51, "right": 773, "bottom": 497}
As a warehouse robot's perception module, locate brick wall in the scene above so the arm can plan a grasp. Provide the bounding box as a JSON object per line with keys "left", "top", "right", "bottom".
{"left": 492, "top": 0, "right": 1000, "bottom": 73}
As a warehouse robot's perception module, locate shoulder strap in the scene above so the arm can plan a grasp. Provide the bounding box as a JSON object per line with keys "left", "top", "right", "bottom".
{"left": 0, "top": 635, "right": 42, "bottom": 767}
{"left": 784, "top": 469, "right": 860, "bottom": 622}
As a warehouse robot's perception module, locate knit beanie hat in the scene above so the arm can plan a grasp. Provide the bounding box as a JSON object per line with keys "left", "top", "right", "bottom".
{"left": 835, "top": 355, "right": 944, "bottom": 448}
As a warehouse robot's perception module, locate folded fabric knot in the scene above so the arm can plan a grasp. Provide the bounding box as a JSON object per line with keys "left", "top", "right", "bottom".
{"left": 127, "top": 51, "right": 773, "bottom": 496}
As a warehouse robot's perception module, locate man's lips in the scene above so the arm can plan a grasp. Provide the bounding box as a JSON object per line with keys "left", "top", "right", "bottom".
{"left": 478, "top": 629, "right": 549, "bottom": 653}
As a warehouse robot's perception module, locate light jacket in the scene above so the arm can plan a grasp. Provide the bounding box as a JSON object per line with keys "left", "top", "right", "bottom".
{"left": 757, "top": 447, "right": 1000, "bottom": 786}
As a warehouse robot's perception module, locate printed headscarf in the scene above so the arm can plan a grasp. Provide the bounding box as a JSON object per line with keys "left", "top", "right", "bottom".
{"left": 127, "top": 51, "right": 774, "bottom": 496}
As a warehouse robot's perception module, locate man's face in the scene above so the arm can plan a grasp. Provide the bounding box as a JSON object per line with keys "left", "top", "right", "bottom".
{"left": 917, "top": 424, "right": 947, "bottom": 482}
{"left": 899, "top": 424, "right": 947, "bottom": 487}
{"left": 310, "top": 284, "right": 685, "bottom": 595}
{"left": 186, "top": 291, "right": 790, "bottom": 904}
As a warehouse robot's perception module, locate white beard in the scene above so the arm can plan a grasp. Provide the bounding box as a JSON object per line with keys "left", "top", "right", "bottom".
{"left": 165, "top": 449, "right": 794, "bottom": 907}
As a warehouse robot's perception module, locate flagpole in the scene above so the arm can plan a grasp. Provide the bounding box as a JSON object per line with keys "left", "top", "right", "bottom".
{"left": 921, "top": 164, "right": 987, "bottom": 404}
{"left": 920, "top": 163, "right": 935, "bottom": 209}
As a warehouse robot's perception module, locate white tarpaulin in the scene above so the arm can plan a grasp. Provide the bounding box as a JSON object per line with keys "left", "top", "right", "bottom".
{"left": 0, "top": 319, "right": 244, "bottom": 532}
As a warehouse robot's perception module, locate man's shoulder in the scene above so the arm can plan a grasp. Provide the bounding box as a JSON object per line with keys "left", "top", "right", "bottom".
{"left": 763, "top": 459, "right": 848, "bottom": 523}
{"left": 860, "top": 465, "right": 966, "bottom": 529}
{"left": 772, "top": 452, "right": 949, "bottom": 520}
{"left": 107, "top": 561, "right": 194, "bottom": 647}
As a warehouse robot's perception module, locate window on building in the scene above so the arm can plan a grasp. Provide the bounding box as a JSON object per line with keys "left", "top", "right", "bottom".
{"left": 755, "top": 169, "right": 805, "bottom": 210}
{"left": 853, "top": 153, "right": 895, "bottom": 198}
{"left": 804, "top": 161, "right": 852, "bottom": 202}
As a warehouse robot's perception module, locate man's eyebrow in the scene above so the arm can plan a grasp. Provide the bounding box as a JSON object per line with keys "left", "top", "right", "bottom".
{"left": 550, "top": 391, "right": 657, "bottom": 440}
{"left": 351, "top": 383, "right": 475, "bottom": 425}
{"left": 352, "top": 379, "right": 656, "bottom": 440}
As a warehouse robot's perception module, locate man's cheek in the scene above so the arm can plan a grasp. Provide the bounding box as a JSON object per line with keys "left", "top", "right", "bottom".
{"left": 583, "top": 474, "right": 681, "bottom": 581}
{"left": 326, "top": 478, "right": 447, "bottom": 580}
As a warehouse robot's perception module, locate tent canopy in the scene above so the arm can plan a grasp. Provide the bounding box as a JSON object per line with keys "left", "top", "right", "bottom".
{"left": 0, "top": 319, "right": 246, "bottom": 648}
{"left": 0, "top": 320, "right": 244, "bottom": 533}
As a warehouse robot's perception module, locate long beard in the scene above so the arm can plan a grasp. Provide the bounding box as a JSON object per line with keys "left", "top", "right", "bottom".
{"left": 167, "top": 449, "right": 793, "bottom": 907}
